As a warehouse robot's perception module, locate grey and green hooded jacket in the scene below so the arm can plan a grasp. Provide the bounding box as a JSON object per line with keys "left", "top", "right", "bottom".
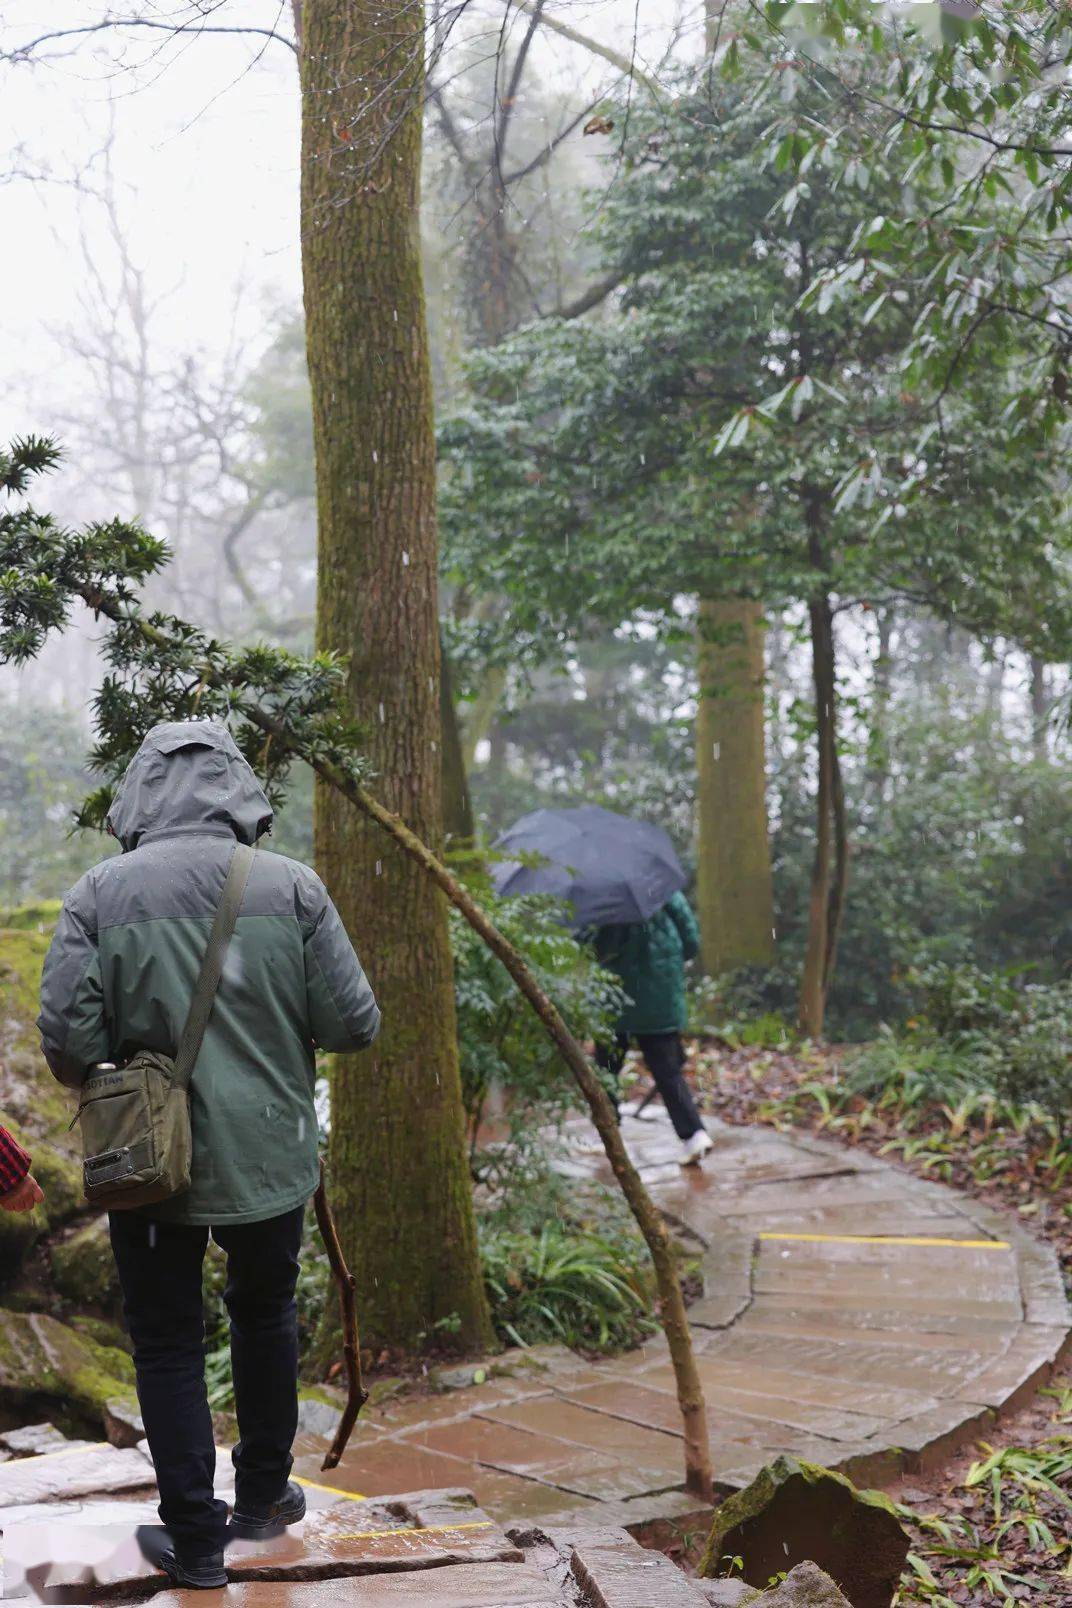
{"left": 37, "top": 720, "right": 381, "bottom": 1225}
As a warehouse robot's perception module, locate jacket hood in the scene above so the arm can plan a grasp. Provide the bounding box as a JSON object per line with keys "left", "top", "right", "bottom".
{"left": 106, "top": 720, "right": 273, "bottom": 851}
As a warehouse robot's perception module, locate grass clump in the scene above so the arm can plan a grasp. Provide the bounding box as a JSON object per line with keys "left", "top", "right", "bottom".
{"left": 479, "top": 1216, "right": 654, "bottom": 1353}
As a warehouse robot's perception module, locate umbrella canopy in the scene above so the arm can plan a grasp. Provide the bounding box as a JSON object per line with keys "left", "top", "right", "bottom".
{"left": 492, "top": 805, "right": 686, "bottom": 928}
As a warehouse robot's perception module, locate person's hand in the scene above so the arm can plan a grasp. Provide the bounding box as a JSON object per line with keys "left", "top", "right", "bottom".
{"left": 0, "top": 1174, "right": 44, "bottom": 1213}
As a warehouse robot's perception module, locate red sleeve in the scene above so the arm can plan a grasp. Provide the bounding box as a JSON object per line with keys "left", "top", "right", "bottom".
{"left": 0, "top": 1125, "right": 32, "bottom": 1197}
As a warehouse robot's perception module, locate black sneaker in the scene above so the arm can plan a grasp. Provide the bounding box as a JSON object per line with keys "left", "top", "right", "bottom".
{"left": 135, "top": 1525, "right": 228, "bottom": 1590}
{"left": 230, "top": 1479, "right": 307, "bottom": 1539}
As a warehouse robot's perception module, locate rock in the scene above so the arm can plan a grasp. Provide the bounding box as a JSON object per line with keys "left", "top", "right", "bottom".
{"left": 699, "top": 1457, "right": 909, "bottom": 1608}
{"left": 68, "top": 1314, "right": 131, "bottom": 1353}
{"left": 0, "top": 1441, "right": 155, "bottom": 1504}
{"left": 696, "top": 1584, "right": 757, "bottom": 1607}
{"left": 30, "top": 1141, "right": 85, "bottom": 1229}
{"left": 565, "top": 1526, "right": 712, "bottom": 1605}
{"left": 0, "top": 1422, "right": 77, "bottom": 1456}
{"left": 0, "top": 1309, "right": 138, "bottom": 1432}
{"left": 103, "top": 1397, "right": 145, "bottom": 1448}
{"left": 296, "top": 1394, "right": 342, "bottom": 1437}
{"left": 760, "top": 1563, "right": 854, "bottom": 1605}
{"left": 50, "top": 1216, "right": 121, "bottom": 1312}
{"left": 0, "top": 1207, "right": 43, "bottom": 1282}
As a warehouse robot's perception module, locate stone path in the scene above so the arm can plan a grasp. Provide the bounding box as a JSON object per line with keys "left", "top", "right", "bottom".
{"left": 280, "top": 1110, "right": 1070, "bottom": 1531}
{"left": 1, "top": 1109, "right": 1068, "bottom": 1603}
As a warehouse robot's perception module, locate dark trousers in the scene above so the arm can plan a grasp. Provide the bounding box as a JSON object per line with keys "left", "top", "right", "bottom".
{"left": 598, "top": 1030, "right": 705, "bottom": 1141}
{"left": 109, "top": 1203, "right": 306, "bottom": 1558}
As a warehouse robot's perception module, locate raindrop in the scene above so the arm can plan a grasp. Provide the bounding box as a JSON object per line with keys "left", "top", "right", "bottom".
{"left": 375, "top": 860, "right": 382, "bottom": 876}
{"left": 402, "top": 550, "right": 409, "bottom": 566}
{"left": 378, "top": 702, "right": 385, "bottom": 723}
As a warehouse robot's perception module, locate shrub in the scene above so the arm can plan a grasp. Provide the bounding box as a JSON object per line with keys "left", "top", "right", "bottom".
{"left": 849, "top": 963, "right": 1072, "bottom": 1136}
{"left": 479, "top": 1218, "right": 654, "bottom": 1352}
{"left": 450, "top": 872, "right": 626, "bottom": 1186}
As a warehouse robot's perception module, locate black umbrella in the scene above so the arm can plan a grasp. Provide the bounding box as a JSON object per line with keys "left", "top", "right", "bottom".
{"left": 492, "top": 805, "right": 686, "bottom": 928}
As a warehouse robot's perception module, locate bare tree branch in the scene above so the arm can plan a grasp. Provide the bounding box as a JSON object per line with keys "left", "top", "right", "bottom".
{"left": 513, "top": 0, "right": 660, "bottom": 96}
{"left": 4, "top": 16, "right": 297, "bottom": 64}
{"left": 502, "top": 95, "right": 604, "bottom": 185}
{"left": 552, "top": 270, "right": 622, "bottom": 319}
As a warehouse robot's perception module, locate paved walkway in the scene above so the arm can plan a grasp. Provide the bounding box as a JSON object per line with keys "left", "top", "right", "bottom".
{"left": 1, "top": 1110, "right": 1068, "bottom": 1602}
{"left": 285, "top": 1109, "right": 1070, "bottom": 1528}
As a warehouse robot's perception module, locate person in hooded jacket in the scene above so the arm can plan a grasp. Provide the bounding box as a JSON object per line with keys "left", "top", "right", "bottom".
{"left": 593, "top": 890, "right": 713, "bottom": 1167}
{"left": 37, "top": 720, "right": 381, "bottom": 1591}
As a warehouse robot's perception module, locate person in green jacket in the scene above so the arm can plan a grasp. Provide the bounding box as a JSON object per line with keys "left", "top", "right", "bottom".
{"left": 38, "top": 720, "right": 380, "bottom": 1590}
{"left": 593, "top": 890, "right": 713, "bottom": 1166}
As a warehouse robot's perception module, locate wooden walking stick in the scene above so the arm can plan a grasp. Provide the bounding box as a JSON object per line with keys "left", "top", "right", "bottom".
{"left": 312, "top": 1156, "right": 368, "bottom": 1471}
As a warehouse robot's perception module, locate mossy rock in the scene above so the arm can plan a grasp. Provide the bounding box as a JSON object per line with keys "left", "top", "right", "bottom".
{"left": 0, "top": 920, "right": 74, "bottom": 1143}
{"left": 0, "top": 1138, "right": 84, "bottom": 1291}
{"left": 0, "top": 1208, "right": 43, "bottom": 1278}
{"left": 0, "top": 1308, "right": 137, "bottom": 1432}
{"left": 30, "top": 1142, "right": 84, "bottom": 1227}
{"left": 51, "top": 1216, "right": 120, "bottom": 1312}
{"left": 700, "top": 1457, "right": 909, "bottom": 1608}
{"left": 0, "top": 902, "right": 63, "bottom": 933}
{"left": 0, "top": 923, "right": 52, "bottom": 1032}
{"left": 69, "top": 1315, "right": 131, "bottom": 1353}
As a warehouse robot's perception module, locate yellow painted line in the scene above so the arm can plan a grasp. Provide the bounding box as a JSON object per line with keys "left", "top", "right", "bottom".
{"left": 0, "top": 1441, "right": 111, "bottom": 1465}
{"left": 331, "top": 1521, "right": 494, "bottom": 1542}
{"left": 293, "top": 1474, "right": 368, "bottom": 1501}
{"left": 759, "top": 1232, "right": 1010, "bottom": 1250}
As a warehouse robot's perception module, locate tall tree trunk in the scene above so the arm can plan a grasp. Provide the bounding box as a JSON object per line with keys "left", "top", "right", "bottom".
{"left": 1029, "top": 655, "right": 1048, "bottom": 762}
{"left": 695, "top": 596, "right": 775, "bottom": 973}
{"left": 299, "top": 0, "right": 492, "bottom": 1351}
{"left": 865, "top": 606, "right": 895, "bottom": 820}
{"left": 440, "top": 635, "right": 475, "bottom": 842}
{"left": 798, "top": 592, "right": 847, "bottom": 1038}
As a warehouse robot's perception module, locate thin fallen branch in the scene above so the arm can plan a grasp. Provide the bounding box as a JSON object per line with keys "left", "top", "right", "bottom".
{"left": 313, "top": 1157, "right": 368, "bottom": 1470}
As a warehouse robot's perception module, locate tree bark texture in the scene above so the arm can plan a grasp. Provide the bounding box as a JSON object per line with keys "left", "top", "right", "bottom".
{"left": 299, "top": 0, "right": 491, "bottom": 1351}
{"left": 695, "top": 597, "right": 775, "bottom": 974}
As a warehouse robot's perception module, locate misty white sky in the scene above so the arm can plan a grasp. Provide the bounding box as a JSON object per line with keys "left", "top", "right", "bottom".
{"left": 1, "top": 0, "right": 691, "bottom": 444}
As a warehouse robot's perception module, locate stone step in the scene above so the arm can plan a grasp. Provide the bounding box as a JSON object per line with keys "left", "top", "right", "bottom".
{"left": 2, "top": 1486, "right": 524, "bottom": 1602}
{"left": 0, "top": 1441, "right": 154, "bottom": 1505}
{"left": 141, "top": 1565, "right": 566, "bottom": 1607}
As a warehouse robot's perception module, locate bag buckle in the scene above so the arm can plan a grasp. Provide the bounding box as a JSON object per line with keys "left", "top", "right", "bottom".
{"left": 84, "top": 1147, "right": 136, "bottom": 1187}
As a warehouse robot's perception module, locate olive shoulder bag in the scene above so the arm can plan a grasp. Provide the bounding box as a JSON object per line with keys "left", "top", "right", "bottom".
{"left": 75, "top": 841, "right": 255, "bottom": 1210}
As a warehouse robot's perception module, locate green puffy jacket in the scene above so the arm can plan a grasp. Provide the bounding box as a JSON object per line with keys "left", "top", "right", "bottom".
{"left": 594, "top": 891, "right": 700, "bottom": 1037}
{"left": 37, "top": 721, "right": 381, "bottom": 1226}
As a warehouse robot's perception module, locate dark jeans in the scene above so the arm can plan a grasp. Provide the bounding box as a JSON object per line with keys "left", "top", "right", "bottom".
{"left": 598, "top": 1031, "right": 705, "bottom": 1141}
{"left": 109, "top": 1203, "right": 306, "bottom": 1558}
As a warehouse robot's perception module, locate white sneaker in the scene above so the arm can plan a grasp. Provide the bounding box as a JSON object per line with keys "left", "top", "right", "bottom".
{"left": 679, "top": 1130, "right": 714, "bottom": 1167}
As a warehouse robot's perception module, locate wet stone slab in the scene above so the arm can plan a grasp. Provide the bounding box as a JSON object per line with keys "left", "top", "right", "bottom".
{"left": 147, "top": 1566, "right": 566, "bottom": 1607}
{"left": 4, "top": 1487, "right": 523, "bottom": 1602}
{"left": 0, "top": 1442, "right": 156, "bottom": 1505}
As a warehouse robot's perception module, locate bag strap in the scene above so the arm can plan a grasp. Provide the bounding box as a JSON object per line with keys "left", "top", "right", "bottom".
{"left": 173, "top": 842, "right": 256, "bottom": 1090}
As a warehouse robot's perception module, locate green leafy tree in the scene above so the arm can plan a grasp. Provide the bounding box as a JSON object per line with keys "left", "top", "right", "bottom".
{"left": 737, "top": 2, "right": 1072, "bottom": 455}
{"left": 441, "top": 67, "right": 1072, "bottom": 1035}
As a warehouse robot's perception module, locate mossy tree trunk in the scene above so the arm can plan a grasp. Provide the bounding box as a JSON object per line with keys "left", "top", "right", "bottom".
{"left": 298, "top": 0, "right": 492, "bottom": 1352}
{"left": 695, "top": 596, "right": 775, "bottom": 974}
